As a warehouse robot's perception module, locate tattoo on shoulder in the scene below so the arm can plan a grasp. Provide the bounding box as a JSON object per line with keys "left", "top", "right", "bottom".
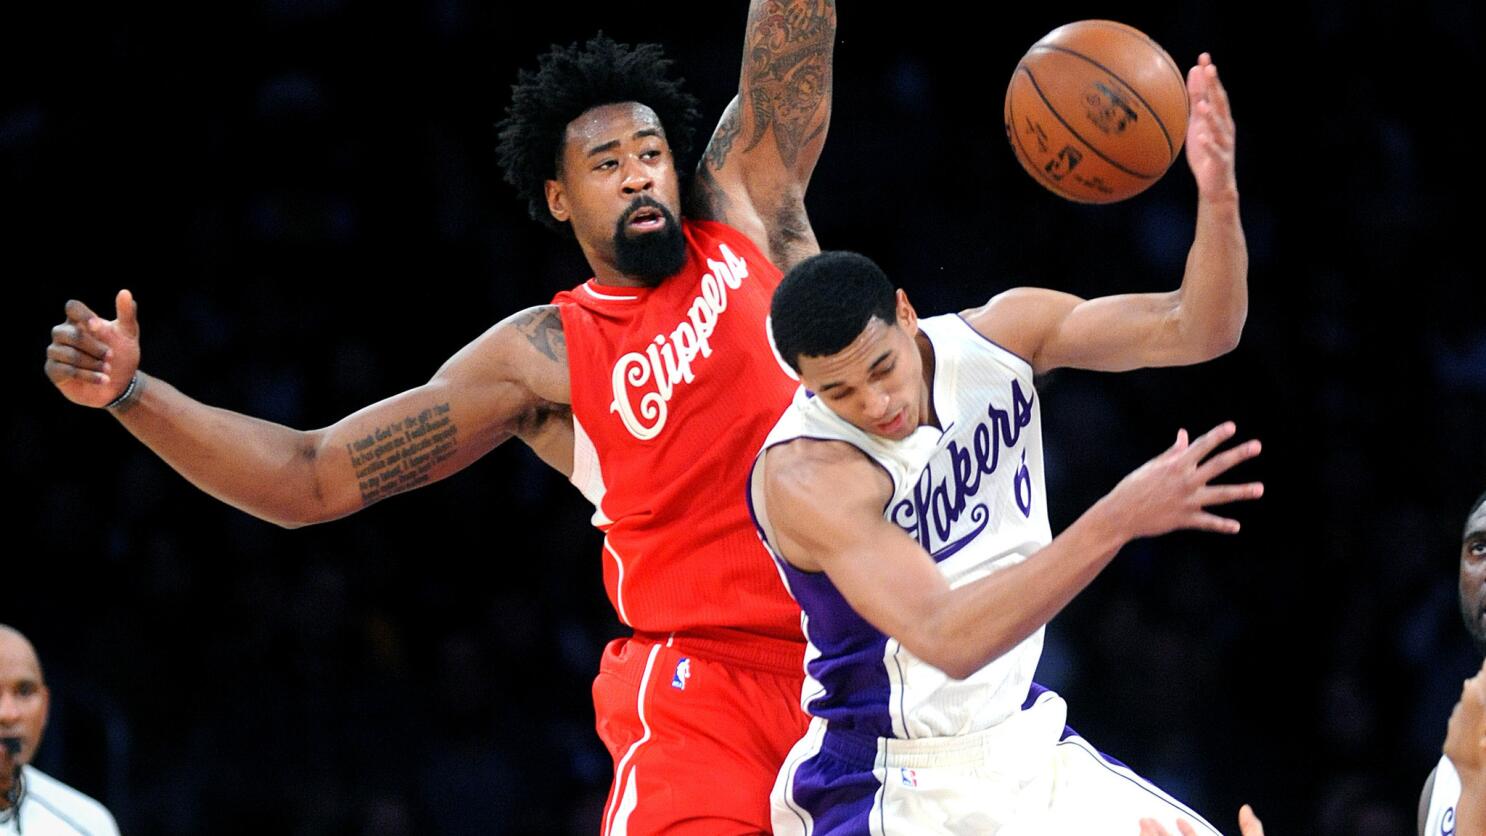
{"left": 510, "top": 307, "right": 567, "bottom": 363}
{"left": 347, "top": 402, "right": 460, "bottom": 506}
{"left": 742, "top": 0, "right": 837, "bottom": 169}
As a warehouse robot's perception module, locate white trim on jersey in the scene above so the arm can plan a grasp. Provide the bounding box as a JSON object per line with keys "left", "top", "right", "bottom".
{"left": 570, "top": 417, "right": 612, "bottom": 527}
{"left": 602, "top": 537, "right": 634, "bottom": 627}
{"left": 602, "top": 643, "right": 664, "bottom": 836}
{"left": 581, "top": 283, "right": 643, "bottom": 301}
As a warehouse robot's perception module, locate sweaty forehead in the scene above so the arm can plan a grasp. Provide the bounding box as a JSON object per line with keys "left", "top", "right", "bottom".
{"left": 564, "top": 102, "right": 665, "bottom": 154}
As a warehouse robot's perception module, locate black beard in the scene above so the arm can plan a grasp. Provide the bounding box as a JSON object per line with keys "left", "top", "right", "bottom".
{"left": 612, "top": 197, "right": 686, "bottom": 286}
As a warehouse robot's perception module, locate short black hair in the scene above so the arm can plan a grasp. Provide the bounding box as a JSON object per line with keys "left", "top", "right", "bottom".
{"left": 495, "top": 33, "right": 703, "bottom": 234}
{"left": 771, "top": 251, "right": 898, "bottom": 372}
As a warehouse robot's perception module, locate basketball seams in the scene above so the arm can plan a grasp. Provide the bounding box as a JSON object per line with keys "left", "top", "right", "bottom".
{"left": 1026, "top": 43, "right": 1178, "bottom": 164}
{"left": 1016, "top": 63, "right": 1161, "bottom": 182}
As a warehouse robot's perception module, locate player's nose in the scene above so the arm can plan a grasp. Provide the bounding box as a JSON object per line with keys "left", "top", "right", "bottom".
{"left": 620, "top": 162, "right": 653, "bottom": 195}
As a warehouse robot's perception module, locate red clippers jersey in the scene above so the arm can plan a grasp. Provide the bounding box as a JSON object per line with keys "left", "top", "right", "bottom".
{"left": 554, "top": 220, "right": 804, "bottom": 668}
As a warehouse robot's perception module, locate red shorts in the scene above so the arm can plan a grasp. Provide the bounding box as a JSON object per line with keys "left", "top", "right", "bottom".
{"left": 592, "top": 635, "right": 809, "bottom": 835}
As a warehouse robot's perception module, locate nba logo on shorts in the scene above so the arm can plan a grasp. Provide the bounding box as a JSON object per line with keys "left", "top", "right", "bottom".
{"left": 671, "top": 658, "right": 691, "bottom": 691}
{"left": 899, "top": 767, "right": 917, "bottom": 787}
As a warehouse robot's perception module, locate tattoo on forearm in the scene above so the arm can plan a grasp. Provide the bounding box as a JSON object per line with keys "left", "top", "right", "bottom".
{"left": 348, "top": 402, "right": 459, "bottom": 504}
{"left": 511, "top": 307, "right": 566, "bottom": 363}
{"left": 742, "top": 0, "right": 836, "bottom": 169}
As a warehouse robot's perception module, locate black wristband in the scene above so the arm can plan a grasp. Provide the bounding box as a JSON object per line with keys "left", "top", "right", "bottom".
{"left": 105, "top": 373, "right": 140, "bottom": 411}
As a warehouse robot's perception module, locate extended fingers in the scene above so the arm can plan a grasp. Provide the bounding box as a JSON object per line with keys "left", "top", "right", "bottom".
{"left": 1191, "top": 512, "right": 1241, "bottom": 535}
{"left": 1184, "top": 421, "right": 1237, "bottom": 461}
{"left": 1196, "top": 437, "right": 1262, "bottom": 483}
{"left": 1198, "top": 481, "right": 1264, "bottom": 508}
{"left": 1202, "top": 58, "right": 1233, "bottom": 123}
{"left": 1237, "top": 805, "right": 1265, "bottom": 836}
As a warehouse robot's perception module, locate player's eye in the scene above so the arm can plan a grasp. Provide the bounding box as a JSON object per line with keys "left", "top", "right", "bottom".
{"left": 15, "top": 682, "right": 36, "bottom": 697}
{"left": 870, "top": 364, "right": 896, "bottom": 380}
{"left": 1469, "top": 538, "right": 1486, "bottom": 558}
{"left": 595, "top": 159, "right": 617, "bottom": 172}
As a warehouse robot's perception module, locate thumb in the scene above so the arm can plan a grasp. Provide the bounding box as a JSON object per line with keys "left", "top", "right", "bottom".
{"left": 1171, "top": 428, "right": 1189, "bottom": 453}
{"left": 116, "top": 289, "right": 140, "bottom": 338}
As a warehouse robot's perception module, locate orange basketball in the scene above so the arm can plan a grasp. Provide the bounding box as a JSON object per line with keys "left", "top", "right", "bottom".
{"left": 1003, "top": 20, "right": 1188, "bottom": 203}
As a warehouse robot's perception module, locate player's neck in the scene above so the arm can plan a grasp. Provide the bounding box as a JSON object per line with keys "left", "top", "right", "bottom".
{"left": 915, "top": 332, "right": 940, "bottom": 429}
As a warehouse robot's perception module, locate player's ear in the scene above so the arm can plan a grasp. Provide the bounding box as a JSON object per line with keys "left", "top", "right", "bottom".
{"left": 896, "top": 289, "right": 918, "bottom": 332}
{"left": 545, "top": 179, "right": 570, "bottom": 223}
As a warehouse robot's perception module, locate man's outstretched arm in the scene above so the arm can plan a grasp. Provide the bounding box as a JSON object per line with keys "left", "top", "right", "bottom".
{"left": 762, "top": 422, "right": 1261, "bottom": 680}
{"left": 689, "top": 0, "right": 837, "bottom": 270}
{"left": 45, "top": 290, "right": 572, "bottom": 528}
{"left": 970, "top": 54, "right": 1247, "bottom": 375}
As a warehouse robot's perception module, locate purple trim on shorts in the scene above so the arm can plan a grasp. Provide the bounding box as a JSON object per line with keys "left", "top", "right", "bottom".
{"left": 787, "top": 729, "right": 882, "bottom": 834}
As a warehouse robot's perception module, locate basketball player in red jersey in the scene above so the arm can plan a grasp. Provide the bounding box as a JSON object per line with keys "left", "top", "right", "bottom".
{"left": 43, "top": 4, "right": 835, "bottom": 833}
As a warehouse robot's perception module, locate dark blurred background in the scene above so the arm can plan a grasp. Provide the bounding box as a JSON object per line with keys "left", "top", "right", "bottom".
{"left": 5, "top": 1, "right": 1485, "bottom": 833}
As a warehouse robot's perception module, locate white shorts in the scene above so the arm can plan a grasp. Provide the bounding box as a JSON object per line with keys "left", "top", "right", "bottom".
{"left": 771, "top": 687, "right": 1220, "bottom": 835}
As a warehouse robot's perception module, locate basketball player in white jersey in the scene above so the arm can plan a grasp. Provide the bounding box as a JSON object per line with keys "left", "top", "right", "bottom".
{"left": 1419, "top": 491, "right": 1486, "bottom": 836}
{"left": 749, "top": 249, "right": 1256, "bottom": 830}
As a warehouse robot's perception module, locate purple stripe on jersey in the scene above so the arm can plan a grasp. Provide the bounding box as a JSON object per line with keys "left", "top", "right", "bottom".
{"left": 747, "top": 437, "right": 898, "bottom": 737}
{"left": 1022, "top": 680, "right": 1051, "bottom": 709}
{"left": 785, "top": 730, "right": 881, "bottom": 834}
{"left": 779, "top": 563, "right": 897, "bottom": 737}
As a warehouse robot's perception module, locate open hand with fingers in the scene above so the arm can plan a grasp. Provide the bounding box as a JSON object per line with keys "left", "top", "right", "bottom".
{"left": 1186, "top": 53, "right": 1237, "bottom": 202}
{"left": 1102, "top": 421, "right": 1262, "bottom": 542}
{"left": 44, "top": 289, "right": 142, "bottom": 409}
{"left": 1139, "top": 804, "right": 1265, "bottom": 836}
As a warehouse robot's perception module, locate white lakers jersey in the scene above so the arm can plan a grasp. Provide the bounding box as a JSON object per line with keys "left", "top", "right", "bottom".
{"left": 751, "top": 313, "right": 1051, "bottom": 739}
{"left": 1423, "top": 755, "right": 1463, "bottom": 836}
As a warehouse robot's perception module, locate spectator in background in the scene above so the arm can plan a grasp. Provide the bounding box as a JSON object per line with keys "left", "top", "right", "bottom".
{"left": 0, "top": 624, "right": 119, "bottom": 836}
{"left": 1420, "top": 490, "right": 1486, "bottom": 835}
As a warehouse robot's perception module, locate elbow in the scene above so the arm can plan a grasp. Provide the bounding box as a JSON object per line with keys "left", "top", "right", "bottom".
{"left": 1207, "top": 318, "right": 1244, "bottom": 359}
{"left": 1178, "top": 311, "right": 1245, "bottom": 363}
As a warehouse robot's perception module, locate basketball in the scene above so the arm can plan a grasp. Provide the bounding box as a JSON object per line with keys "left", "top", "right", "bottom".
{"left": 1003, "top": 20, "right": 1188, "bottom": 203}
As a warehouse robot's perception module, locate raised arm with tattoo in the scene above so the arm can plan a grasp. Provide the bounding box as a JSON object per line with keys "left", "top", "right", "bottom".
{"left": 690, "top": 0, "right": 835, "bottom": 270}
